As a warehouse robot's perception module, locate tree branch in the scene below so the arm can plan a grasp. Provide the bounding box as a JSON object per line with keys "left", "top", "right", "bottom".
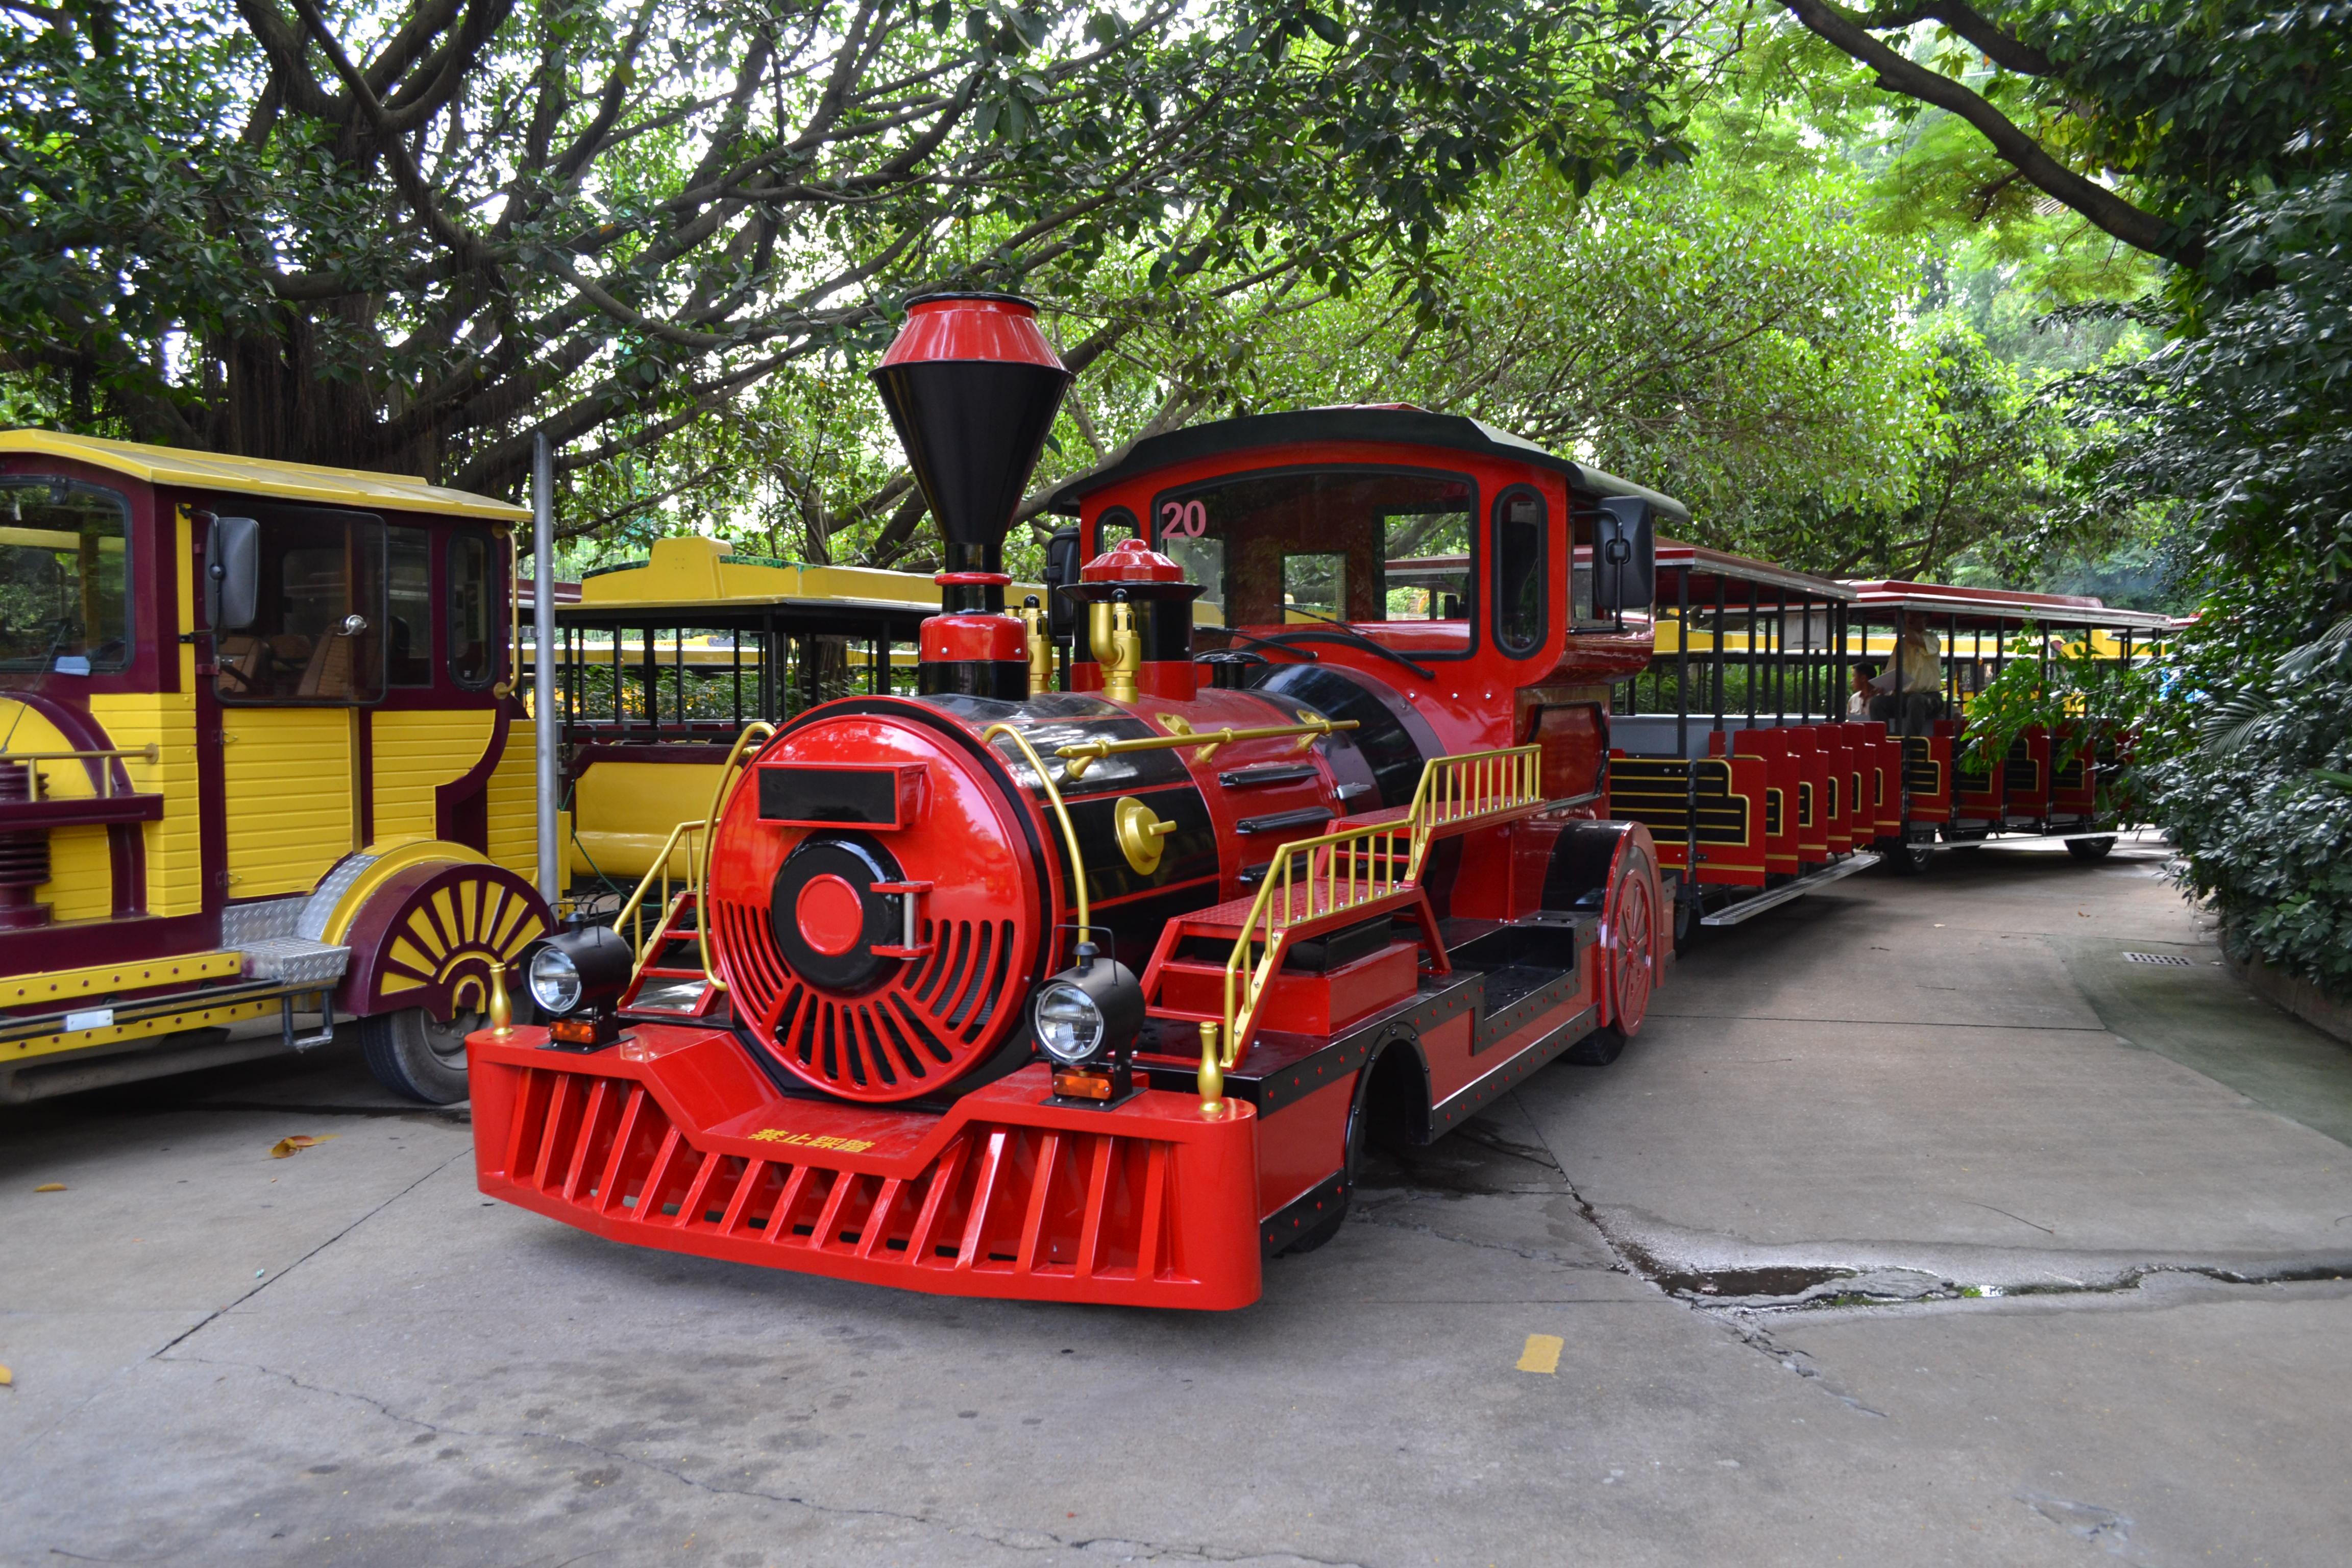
{"left": 1775, "top": 0, "right": 2196, "bottom": 264}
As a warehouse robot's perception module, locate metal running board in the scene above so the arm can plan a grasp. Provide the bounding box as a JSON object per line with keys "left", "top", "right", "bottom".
{"left": 1701, "top": 853, "right": 1881, "bottom": 926}
{"left": 1949, "top": 831, "right": 2118, "bottom": 852}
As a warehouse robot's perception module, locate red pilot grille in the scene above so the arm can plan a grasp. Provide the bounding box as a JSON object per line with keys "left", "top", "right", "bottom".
{"left": 705, "top": 712, "right": 1050, "bottom": 1104}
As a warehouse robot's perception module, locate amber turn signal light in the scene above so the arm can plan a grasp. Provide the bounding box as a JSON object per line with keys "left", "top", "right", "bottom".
{"left": 1051, "top": 1067, "right": 1115, "bottom": 1100}
{"left": 549, "top": 1014, "right": 619, "bottom": 1047}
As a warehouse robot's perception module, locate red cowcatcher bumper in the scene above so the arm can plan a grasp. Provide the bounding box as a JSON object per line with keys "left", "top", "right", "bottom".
{"left": 468, "top": 1022, "right": 1263, "bottom": 1310}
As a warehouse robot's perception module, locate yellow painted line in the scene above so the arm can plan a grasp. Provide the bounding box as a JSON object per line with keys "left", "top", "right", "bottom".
{"left": 4, "top": 951, "right": 245, "bottom": 1008}
{"left": 1516, "top": 1334, "right": 1563, "bottom": 1376}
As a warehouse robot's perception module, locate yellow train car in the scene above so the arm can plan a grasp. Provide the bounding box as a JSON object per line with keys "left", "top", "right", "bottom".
{"left": 1, "top": 432, "right": 550, "bottom": 1104}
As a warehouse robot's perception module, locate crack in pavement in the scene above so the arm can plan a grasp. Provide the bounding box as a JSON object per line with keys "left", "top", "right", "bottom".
{"left": 141, "top": 1355, "right": 1366, "bottom": 1568}
{"left": 1, "top": 1144, "right": 475, "bottom": 1474}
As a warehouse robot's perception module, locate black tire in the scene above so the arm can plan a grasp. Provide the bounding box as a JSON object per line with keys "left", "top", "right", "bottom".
{"left": 1563, "top": 1025, "right": 1627, "bottom": 1067}
{"left": 1279, "top": 1038, "right": 1395, "bottom": 1257}
{"left": 2066, "top": 835, "right": 2117, "bottom": 863}
{"left": 1672, "top": 892, "right": 1700, "bottom": 958}
{"left": 1883, "top": 838, "right": 1933, "bottom": 876}
{"left": 359, "top": 1006, "right": 494, "bottom": 1105}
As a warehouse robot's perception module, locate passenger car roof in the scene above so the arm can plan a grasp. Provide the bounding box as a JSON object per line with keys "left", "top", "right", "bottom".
{"left": 0, "top": 429, "right": 530, "bottom": 522}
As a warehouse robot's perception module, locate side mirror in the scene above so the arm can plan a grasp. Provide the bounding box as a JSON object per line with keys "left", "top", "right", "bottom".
{"left": 1592, "top": 497, "right": 1655, "bottom": 614}
{"left": 1045, "top": 525, "right": 1083, "bottom": 642}
{"left": 205, "top": 516, "right": 260, "bottom": 631}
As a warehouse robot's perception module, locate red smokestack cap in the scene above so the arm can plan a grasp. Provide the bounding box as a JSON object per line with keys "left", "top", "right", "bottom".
{"left": 872, "top": 293, "right": 1072, "bottom": 581}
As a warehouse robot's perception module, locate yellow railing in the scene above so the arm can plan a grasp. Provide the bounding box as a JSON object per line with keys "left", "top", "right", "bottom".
{"left": 1202, "top": 744, "right": 1545, "bottom": 1096}
{"left": 1213, "top": 816, "right": 1419, "bottom": 1075}
{"left": 1402, "top": 744, "right": 1546, "bottom": 877}
{"left": 618, "top": 720, "right": 774, "bottom": 988}
{"left": 619, "top": 818, "right": 705, "bottom": 979}
{"left": 1056, "top": 712, "right": 1357, "bottom": 779}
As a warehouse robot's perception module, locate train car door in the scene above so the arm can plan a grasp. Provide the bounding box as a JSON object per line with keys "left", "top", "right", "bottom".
{"left": 211, "top": 505, "right": 383, "bottom": 898}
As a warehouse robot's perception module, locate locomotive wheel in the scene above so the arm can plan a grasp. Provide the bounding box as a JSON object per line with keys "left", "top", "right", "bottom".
{"left": 1567, "top": 834, "right": 1660, "bottom": 1067}
{"left": 2067, "top": 835, "right": 2117, "bottom": 863}
{"left": 360, "top": 1006, "right": 484, "bottom": 1105}
{"left": 1563, "top": 1025, "right": 1627, "bottom": 1066}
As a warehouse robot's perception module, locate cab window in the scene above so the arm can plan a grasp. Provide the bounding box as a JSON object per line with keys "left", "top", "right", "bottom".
{"left": 448, "top": 532, "right": 496, "bottom": 687}
{"left": 1150, "top": 468, "right": 1473, "bottom": 633}
{"left": 0, "top": 478, "right": 132, "bottom": 675}
{"left": 214, "top": 508, "right": 386, "bottom": 703}
{"left": 388, "top": 527, "right": 432, "bottom": 687}
{"left": 1491, "top": 486, "right": 1547, "bottom": 655}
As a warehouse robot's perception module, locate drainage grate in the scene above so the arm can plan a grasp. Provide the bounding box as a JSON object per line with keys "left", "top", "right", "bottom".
{"left": 2122, "top": 951, "right": 2194, "bottom": 966}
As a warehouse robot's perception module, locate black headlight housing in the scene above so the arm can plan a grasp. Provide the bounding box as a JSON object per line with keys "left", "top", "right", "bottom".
{"left": 1032, "top": 943, "right": 1145, "bottom": 1106}
{"left": 524, "top": 922, "right": 634, "bottom": 1047}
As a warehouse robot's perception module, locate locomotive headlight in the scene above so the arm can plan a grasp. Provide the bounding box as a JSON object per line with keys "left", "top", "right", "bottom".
{"left": 525, "top": 924, "right": 634, "bottom": 1018}
{"left": 1032, "top": 951, "right": 1144, "bottom": 1067}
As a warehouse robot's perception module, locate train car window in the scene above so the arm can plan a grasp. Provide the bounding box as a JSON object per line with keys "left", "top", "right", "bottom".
{"left": 1491, "top": 486, "right": 1547, "bottom": 655}
{"left": 214, "top": 508, "right": 386, "bottom": 704}
{"left": 0, "top": 478, "right": 132, "bottom": 674}
{"left": 448, "top": 532, "right": 496, "bottom": 687}
{"left": 1150, "top": 468, "right": 1474, "bottom": 637}
{"left": 387, "top": 527, "right": 433, "bottom": 687}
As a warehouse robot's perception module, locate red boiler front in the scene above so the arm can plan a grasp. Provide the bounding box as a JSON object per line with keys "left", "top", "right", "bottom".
{"left": 705, "top": 707, "right": 1058, "bottom": 1104}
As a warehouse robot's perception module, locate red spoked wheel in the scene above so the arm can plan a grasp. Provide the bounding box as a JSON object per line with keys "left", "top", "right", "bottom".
{"left": 1607, "top": 842, "right": 1658, "bottom": 1036}
{"left": 1566, "top": 826, "right": 1661, "bottom": 1067}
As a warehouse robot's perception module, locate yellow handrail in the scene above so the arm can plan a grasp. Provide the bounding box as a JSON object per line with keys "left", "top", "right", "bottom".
{"left": 1217, "top": 816, "right": 1418, "bottom": 1070}
{"left": 619, "top": 818, "right": 705, "bottom": 979}
{"left": 1208, "top": 743, "right": 1545, "bottom": 1073}
{"left": 1056, "top": 712, "right": 1357, "bottom": 779}
{"left": 615, "top": 720, "right": 774, "bottom": 988}
{"left": 983, "top": 722, "right": 1091, "bottom": 960}
{"left": 1402, "top": 745, "right": 1546, "bottom": 877}
{"left": 693, "top": 721, "right": 775, "bottom": 992}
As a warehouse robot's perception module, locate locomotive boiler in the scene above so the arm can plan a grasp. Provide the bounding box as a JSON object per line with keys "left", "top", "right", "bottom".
{"left": 468, "top": 292, "right": 1681, "bottom": 1308}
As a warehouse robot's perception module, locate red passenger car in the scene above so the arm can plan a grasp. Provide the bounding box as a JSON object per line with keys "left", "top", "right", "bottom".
{"left": 467, "top": 296, "right": 1680, "bottom": 1308}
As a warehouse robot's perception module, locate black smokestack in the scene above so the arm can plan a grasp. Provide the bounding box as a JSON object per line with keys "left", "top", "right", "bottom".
{"left": 871, "top": 293, "right": 1072, "bottom": 591}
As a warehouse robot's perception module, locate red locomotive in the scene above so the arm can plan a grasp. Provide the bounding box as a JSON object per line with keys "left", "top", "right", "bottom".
{"left": 468, "top": 293, "right": 1681, "bottom": 1309}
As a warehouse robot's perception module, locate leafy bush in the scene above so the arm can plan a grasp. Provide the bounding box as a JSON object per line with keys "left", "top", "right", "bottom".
{"left": 2130, "top": 601, "right": 2352, "bottom": 996}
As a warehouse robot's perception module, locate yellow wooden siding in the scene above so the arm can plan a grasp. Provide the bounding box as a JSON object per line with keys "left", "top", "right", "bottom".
{"left": 36, "top": 824, "right": 112, "bottom": 921}
{"left": 483, "top": 719, "right": 538, "bottom": 886}
{"left": 219, "top": 707, "right": 353, "bottom": 896}
{"left": 88, "top": 687, "right": 203, "bottom": 915}
{"left": 370, "top": 708, "right": 495, "bottom": 841}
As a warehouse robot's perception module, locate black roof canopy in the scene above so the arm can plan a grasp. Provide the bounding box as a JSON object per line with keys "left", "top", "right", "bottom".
{"left": 1039, "top": 407, "right": 1692, "bottom": 525}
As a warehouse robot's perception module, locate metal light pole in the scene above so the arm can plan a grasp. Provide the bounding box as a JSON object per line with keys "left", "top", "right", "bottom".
{"left": 532, "top": 431, "right": 560, "bottom": 907}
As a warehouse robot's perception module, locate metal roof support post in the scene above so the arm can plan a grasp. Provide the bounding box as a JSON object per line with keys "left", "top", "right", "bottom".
{"left": 531, "top": 432, "right": 560, "bottom": 905}
{"left": 1713, "top": 574, "right": 1727, "bottom": 739}
{"left": 1675, "top": 564, "right": 1690, "bottom": 758}
{"left": 1747, "top": 580, "right": 1759, "bottom": 729}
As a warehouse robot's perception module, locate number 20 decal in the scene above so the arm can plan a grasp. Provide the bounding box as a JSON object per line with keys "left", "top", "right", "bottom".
{"left": 1159, "top": 500, "right": 1208, "bottom": 540}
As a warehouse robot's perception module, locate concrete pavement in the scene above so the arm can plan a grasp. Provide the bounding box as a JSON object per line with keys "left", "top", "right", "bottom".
{"left": 4, "top": 837, "right": 2349, "bottom": 1566}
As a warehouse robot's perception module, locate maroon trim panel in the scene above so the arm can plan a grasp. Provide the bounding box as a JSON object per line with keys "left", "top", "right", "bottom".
{"left": 433, "top": 700, "right": 512, "bottom": 851}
